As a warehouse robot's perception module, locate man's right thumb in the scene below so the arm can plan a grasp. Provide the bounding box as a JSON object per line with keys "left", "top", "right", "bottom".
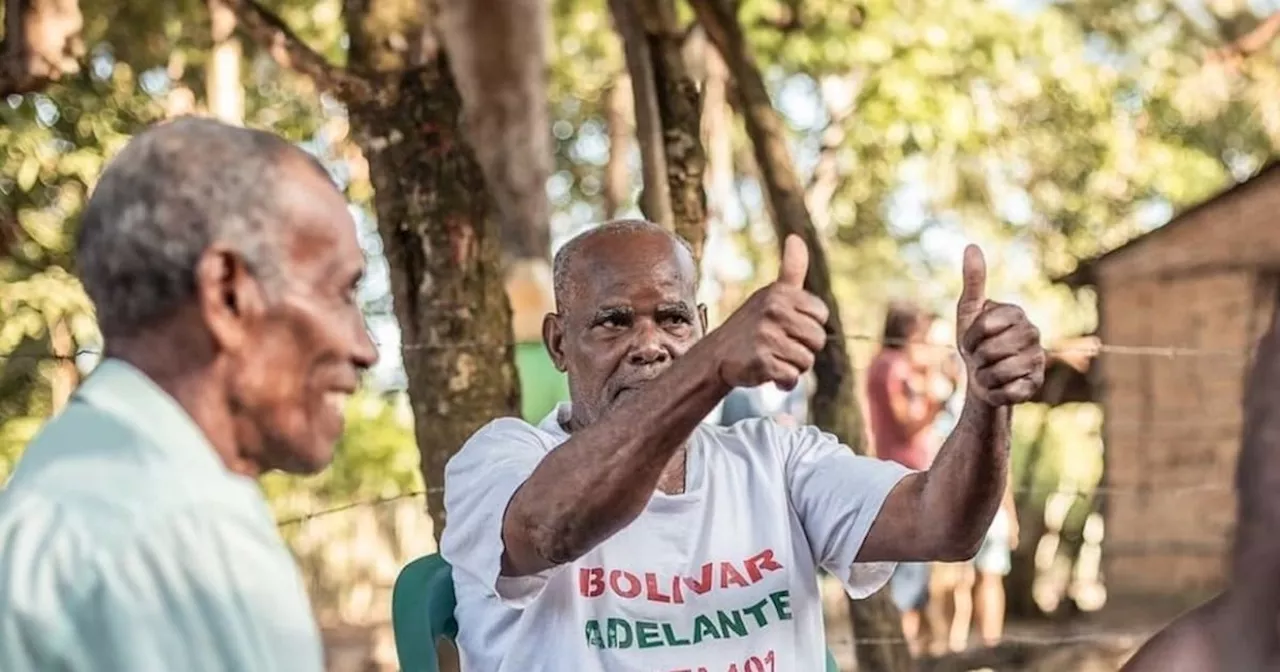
{"left": 778, "top": 235, "right": 809, "bottom": 288}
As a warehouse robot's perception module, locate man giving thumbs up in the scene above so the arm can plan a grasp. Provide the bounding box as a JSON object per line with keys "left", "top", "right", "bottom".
{"left": 439, "top": 221, "right": 1047, "bottom": 672}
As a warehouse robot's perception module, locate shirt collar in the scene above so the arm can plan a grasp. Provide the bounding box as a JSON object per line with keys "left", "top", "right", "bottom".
{"left": 73, "top": 358, "right": 228, "bottom": 475}
{"left": 538, "top": 402, "right": 573, "bottom": 439}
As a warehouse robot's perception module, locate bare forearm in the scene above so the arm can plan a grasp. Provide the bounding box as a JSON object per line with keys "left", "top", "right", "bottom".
{"left": 502, "top": 347, "right": 728, "bottom": 576}
{"left": 919, "top": 396, "right": 1010, "bottom": 557}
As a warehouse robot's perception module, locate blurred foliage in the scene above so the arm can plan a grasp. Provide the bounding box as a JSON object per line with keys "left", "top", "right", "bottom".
{"left": 263, "top": 391, "right": 423, "bottom": 520}
{"left": 4, "top": 0, "right": 1280, "bottom": 506}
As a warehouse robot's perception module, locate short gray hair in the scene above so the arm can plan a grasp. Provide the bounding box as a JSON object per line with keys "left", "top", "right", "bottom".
{"left": 551, "top": 219, "right": 694, "bottom": 310}
{"left": 77, "top": 117, "right": 331, "bottom": 339}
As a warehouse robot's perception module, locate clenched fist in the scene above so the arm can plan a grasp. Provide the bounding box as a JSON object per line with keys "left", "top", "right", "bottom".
{"left": 707, "top": 235, "right": 830, "bottom": 391}
{"left": 955, "top": 245, "right": 1046, "bottom": 407}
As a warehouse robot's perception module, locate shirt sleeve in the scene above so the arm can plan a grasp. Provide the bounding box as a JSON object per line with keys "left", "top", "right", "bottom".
{"left": 439, "top": 417, "right": 555, "bottom": 608}
{"left": 65, "top": 507, "right": 324, "bottom": 672}
{"left": 782, "top": 424, "right": 912, "bottom": 599}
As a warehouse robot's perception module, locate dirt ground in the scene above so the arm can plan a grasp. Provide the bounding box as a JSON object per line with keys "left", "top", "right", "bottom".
{"left": 819, "top": 576, "right": 1190, "bottom": 672}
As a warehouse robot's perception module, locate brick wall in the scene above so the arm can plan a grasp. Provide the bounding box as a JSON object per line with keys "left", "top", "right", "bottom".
{"left": 1094, "top": 175, "right": 1280, "bottom": 598}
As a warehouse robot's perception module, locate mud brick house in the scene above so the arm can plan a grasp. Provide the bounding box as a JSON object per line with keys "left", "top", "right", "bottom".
{"left": 1059, "top": 163, "right": 1280, "bottom": 602}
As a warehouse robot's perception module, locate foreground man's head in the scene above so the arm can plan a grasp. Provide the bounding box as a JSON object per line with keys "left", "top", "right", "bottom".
{"left": 543, "top": 220, "right": 706, "bottom": 429}
{"left": 76, "top": 116, "right": 377, "bottom": 475}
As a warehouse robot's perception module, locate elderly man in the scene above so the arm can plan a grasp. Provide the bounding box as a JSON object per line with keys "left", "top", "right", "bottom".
{"left": 440, "top": 220, "right": 1045, "bottom": 671}
{"left": 1120, "top": 296, "right": 1280, "bottom": 672}
{"left": 0, "top": 117, "right": 377, "bottom": 670}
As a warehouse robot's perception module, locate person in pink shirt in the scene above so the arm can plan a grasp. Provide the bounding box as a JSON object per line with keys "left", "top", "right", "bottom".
{"left": 865, "top": 300, "right": 947, "bottom": 654}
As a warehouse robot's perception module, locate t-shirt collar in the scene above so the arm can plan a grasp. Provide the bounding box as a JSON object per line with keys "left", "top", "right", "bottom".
{"left": 538, "top": 402, "right": 573, "bottom": 439}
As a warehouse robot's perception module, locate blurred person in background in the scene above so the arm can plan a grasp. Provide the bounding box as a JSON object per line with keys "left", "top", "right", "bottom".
{"left": 924, "top": 326, "right": 1018, "bottom": 653}
{"left": 719, "top": 374, "right": 811, "bottom": 428}
{"left": 865, "top": 300, "right": 948, "bottom": 655}
{"left": 0, "top": 117, "right": 377, "bottom": 671}
{"left": 972, "top": 472, "right": 1018, "bottom": 647}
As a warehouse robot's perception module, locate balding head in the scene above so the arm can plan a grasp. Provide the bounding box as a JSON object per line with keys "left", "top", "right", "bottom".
{"left": 552, "top": 219, "right": 696, "bottom": 313}
{"left": 77, "top": 116, "right": 332, "bottom": 339}
{"left": 543, "top": 220, "right": 705, "bottom": 429}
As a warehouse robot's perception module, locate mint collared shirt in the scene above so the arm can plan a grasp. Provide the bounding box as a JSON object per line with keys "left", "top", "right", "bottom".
{"left": 0, "top": 359, "right": 324, "bottom": 672}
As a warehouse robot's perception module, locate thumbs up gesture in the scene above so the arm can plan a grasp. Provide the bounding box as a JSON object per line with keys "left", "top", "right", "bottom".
{"left": 955, "top": 245, "right": 1046, "bottom": 407}
{"left": 707, "top": 235, "right": 830, "bottom": 391}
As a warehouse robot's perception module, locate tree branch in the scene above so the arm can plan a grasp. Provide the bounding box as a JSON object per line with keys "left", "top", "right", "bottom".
{"left": 609, "top": 0, "right": 674, "bottom": 229}
{"left": 436, "top": 0, "right": 553, "bottom": 263}
{"left": 805, "top": 72, "right": 861, "bottom": 235}
{"left": 1207, "top": 11, "right": 1280, "bottom": 67}
{"left": 219, "top": 0, "right": 371, "bottom": 101}
{"left": 0, "top": 0, "right": 84, "bottom": 97}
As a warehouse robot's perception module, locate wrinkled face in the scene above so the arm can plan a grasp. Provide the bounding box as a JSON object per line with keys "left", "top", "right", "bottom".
{"left": 544, "top": 229, "right": 706, "bottom": 429}
{"left": 201, "top": 157, "right": 377, "bottom": 474}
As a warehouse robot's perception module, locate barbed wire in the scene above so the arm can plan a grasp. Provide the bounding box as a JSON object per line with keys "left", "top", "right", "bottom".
{"left": 273, "top": 490, "right": 1235, "bottom": 558}
{"left": 273, "top": 481, "right": 1237, "bottom": 527}
{"left": 848, "top": 630, "right": 1152, "bottom": 647}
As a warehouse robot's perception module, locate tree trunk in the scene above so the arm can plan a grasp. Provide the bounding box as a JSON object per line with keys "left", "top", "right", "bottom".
{"left": 611, "top": 0, "right": 708, "bottom": 259}
{"left": 689, "top": 0, "right": 913, "bottom": 669}
{"left": 806, "top": 73, "right": 861, "bottom": 237}
{"left": 342, "top": 0, "right": 520, "bottom": 543}
{"left": 225, "top": 0, "right": 522, "bottom": 542}
{"left": 0, "top": 0, "right": 84, "bottom": 96}
{"left": 603, "top": 76, "right": 634, "bottom": 218}
{"left": 700, "top": 43, "right": 732, "bottom": 324}
{"left": 701, "top": 45, "right": 732, "bottom": 220}
{"left": 206, "top": 0, "right": 245, "bottom": 125}
{"left": 435, "top": 0, "right": 552, "bottom": 263}
{"left": 610, "top": 0, "right": 674, "bottom": 230}
{"left": 346, "top": 63, "right": 518, "bottom": 541}
{"left": 645, "top": 7, "right": 707, "bottom": 260}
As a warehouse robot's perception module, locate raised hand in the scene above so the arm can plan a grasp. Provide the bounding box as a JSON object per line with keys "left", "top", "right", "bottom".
{"left": 708, "top": 235, "right": 830, "bottom": 391}
{"left": 955, "top": 245, "right": 1045, "bottom": 407}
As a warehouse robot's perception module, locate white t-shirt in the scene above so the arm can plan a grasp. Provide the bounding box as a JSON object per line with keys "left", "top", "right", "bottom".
{"left": 439, "top": 404, "right": 911, "bottom": 672}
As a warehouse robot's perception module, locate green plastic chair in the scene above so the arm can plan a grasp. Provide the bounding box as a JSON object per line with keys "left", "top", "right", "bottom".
{"left": 392, "top": 554, "right": 458, "bottom": 672}
{"left": 392, "top": 553, "right": 842, "bottom": 672}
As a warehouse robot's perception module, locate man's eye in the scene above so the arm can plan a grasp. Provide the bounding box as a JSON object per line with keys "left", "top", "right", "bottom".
{"left": 597, "top": 317, "right": 624, "bottom": 329}
{"left": 663, "top": 315, "right": 691, "bottom": 326}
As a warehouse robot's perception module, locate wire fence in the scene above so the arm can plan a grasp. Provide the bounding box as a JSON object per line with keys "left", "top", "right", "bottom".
{"left": 0, "top": 331, "right": 1259, "bottom": 655}
{"left": 0, "top": 333, "right": 1259, "bottom": 361}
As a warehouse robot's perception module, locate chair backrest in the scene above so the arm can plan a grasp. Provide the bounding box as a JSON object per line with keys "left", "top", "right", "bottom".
{"left": 392, "top": 553, "right": 458, "bottom": 672}
{"left": 392, "top": 553, "right": 843, "bottom": 671}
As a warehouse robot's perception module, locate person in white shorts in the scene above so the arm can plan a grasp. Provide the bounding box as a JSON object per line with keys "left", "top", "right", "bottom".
{"left": 439, "top": 221, "right": 1046, "bottom": 671}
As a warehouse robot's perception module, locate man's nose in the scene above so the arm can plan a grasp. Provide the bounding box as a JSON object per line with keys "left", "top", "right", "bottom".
{"left": 627, "top": 322, "right": 669, "bottom": 366}
{"left": 352, "top": 320, "right": 380, "bottom": 370}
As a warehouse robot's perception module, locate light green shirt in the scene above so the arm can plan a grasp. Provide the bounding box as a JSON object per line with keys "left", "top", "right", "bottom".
{"left": 0, "top": 359, "right": 323, "bottom": 672}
